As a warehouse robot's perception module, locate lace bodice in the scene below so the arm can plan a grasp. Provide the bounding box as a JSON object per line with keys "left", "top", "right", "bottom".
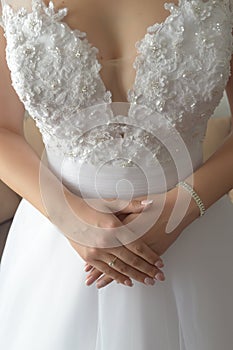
{"left": 0, "top": 0, "right": 233, "bottom": 169}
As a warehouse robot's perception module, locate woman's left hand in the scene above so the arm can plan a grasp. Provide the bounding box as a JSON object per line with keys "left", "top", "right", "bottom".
{"left": 84, "top": 186, "right": 199, "bottom": 288}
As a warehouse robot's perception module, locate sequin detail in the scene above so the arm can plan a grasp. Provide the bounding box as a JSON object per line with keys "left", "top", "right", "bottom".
{"left": 1, "top": 0, "right": 233, "bottom": 167}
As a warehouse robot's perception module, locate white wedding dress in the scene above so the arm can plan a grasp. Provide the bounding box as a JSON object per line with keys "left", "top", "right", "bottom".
{"left": 0, "top": 1, "right": 233, "bottom": 349}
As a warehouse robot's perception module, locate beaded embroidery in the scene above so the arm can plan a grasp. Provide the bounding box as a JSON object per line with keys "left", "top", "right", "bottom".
{"left": 0, "top": 0, "right": 233, "bottom": 167}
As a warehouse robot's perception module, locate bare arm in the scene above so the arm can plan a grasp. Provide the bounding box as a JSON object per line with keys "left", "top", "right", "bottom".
{"left": 0, "top": 22, "right": 77, "bottom": 241}
{"left": 182, "top": 56, "right": 233, "bottom": 216}
{"left": 0, "top": 25, "right": 72, "bottom": 219}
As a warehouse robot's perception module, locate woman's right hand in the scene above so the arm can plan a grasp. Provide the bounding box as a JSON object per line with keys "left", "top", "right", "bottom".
{"left": 64, "top": 193, "right": 165, "bottom": 287}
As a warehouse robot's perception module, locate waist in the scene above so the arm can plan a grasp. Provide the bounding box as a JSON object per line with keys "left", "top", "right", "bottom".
{"left": 46, "top": 149, "right": 203, "bottom": 199}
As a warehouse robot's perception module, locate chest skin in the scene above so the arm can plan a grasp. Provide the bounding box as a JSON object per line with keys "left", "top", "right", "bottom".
{"left": 42, "top": 0, "right": 179, "bottom": 102}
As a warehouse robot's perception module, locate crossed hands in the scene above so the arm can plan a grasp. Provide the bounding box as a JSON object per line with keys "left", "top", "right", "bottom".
{"left": 67, "top": 187, "right": 197, "bottom": 289}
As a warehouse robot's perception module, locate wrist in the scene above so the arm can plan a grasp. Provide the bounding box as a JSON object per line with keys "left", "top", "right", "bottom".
{"left": 167, "top": 186, "right": 200, "bottom": 227}
{"left": 49, "top": 187, "right": 83, "bottom": 232}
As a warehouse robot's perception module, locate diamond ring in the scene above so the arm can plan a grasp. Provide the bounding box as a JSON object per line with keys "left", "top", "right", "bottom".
{"left": 108, "top": 256, "right": 118, "bottom": 267}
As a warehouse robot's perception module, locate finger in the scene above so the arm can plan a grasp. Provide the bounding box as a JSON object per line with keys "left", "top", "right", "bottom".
{"left": 111, "top": 247, "right": 165, "bottom": 281}
{"left": 85, "top": 265, "right": 127, "bottom": 287}
{"left": 85, "top": 267, "right": 101, "bottom": 280}
{"left": 100, "top": 254, "right": 159, "bottom": 286}
{"left": 84, "top": 264, "right": 93, "bottom": 272}
{"left": 116, "top": 199, "right": 153, "bottom": 214}
{"left": 105, "top": 198, "right": 153, "bottom": 214}
{"left": 95, "top": 275, "right": 115, "bottom": 289}
{"left": 126, "top": 240, "right": 165, "bottom": 268}
{"left": 87, "top": 262, "right": 164, "bottom": 284}
{"left": 104, "top": 216, "right": 165, "bottom": 279}
{"left": 85, "top": 269, "right": 103, "bottom": 286}
{"left": 87, "top": 259, "right": 133, "bottom": 287}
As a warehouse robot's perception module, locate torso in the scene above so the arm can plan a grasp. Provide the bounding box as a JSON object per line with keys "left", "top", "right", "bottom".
{"left": 43, "top": 0, "right": 179, "bottom": 102}
{"left": 2, "top": 0, "right": 232, "bottom": 166}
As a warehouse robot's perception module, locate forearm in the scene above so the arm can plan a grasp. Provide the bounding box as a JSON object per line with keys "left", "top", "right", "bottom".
{"left": 183, "top": 130, "right": 233, "bottom": 217}
{"left": 0, "top": 128, "right": 79, "bottom": 227}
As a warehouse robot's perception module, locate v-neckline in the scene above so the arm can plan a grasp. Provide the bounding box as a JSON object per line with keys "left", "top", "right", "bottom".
{"left": 38, "top": 0, "right": 182, "bottom": 102}
{"left": 7, "top": 0, "right": 182, "bottom": 103}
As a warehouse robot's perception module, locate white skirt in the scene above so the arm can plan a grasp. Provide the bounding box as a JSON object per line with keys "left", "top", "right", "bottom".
{"left": 0, "top": 160, "right": 233, "bottom": 350}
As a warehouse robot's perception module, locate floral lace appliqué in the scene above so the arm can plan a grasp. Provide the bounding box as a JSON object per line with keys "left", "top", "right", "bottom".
{"left": 1, "top": 0, "right": 233, "bottom": 167}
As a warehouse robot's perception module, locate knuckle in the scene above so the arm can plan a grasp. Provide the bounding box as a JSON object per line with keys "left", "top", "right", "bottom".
{"left": 108, "top": 271, "right": 121, "bottom": 282}
{"left": 144, "top": 264, "right": 156, "bottom": 276}
{"left": 132, "top": 256, "right": 141, "bottom": 267}
{"left": 87, "top": 247, "right": 98, "bottom": 258}
{"left": 83, "top": 252, "right": 93, "bottom": 262}
{"left": 112, "top": 247, "right": 123, "bottom": 259}
{"left": 119, "top": 264, "right": 127, "bottom": 274}
{"left": 104, "top": 267, "right": 112, "bottom": 275}
{"left": 114, "top": 272, "right": 122, "bottom": 280}
{"left": 135, "top": 244, "right": 144, "bottom": 254}
{"left": 104, "top": 220, "right": 118, "bottom": 229}
{"left": 85, "top": 256, "right": 95, "bottom": 264}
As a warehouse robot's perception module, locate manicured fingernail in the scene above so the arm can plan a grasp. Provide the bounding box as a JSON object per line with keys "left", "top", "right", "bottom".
{"left": 85, "top": 276, "right": 95, "bottom": 285}
{"left": 96, "top": 280, "right": 107, "bottom": 288}
{"left": 155, "top": 273, "right": 165, "bottom": 281}
{"left": 124, "top": 279, "right": 133, "bottom": 287}
{"left": 141, "top": 199, "right": 153, "bottom": 205}
{"left": 155, "top": 260, "right": 164, "bottom": 268}
{"left": 144, "top": 277, "right": 155, "bottom": 286}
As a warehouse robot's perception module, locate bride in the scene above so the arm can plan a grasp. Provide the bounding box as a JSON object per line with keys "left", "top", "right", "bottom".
{"left": 0, "top": 0, "right": 233, "bottom": 349}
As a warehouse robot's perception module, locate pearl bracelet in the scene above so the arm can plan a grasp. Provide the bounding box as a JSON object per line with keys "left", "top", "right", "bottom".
{"left": 176, "top": 181, "right": 206, "bottom": 217}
